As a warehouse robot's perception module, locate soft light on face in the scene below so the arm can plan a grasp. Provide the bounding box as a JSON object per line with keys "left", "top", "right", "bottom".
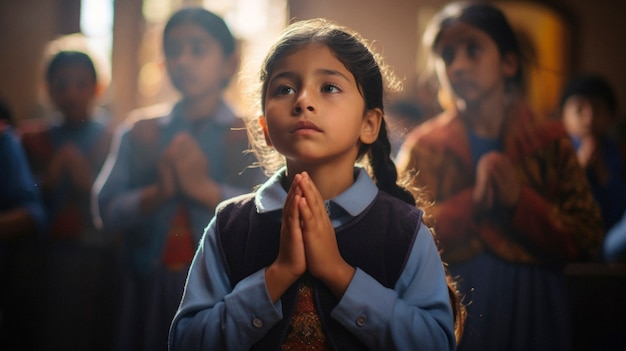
{"left": 433, "top": 22, "right": 516, "bottom": 110}
{"left": 261, "top": 43, "right": 379, "bottom": 168}
{"left": 164, "top": 23, "right": 233, "bottom": 100}
{"left": 562, "top": 95, "right": 613, "bottom": 139}
{"left": 48, "top": 65, "right": 97, "bottom": 124}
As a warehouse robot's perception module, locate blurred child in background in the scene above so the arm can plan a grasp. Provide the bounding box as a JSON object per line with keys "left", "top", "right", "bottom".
{"left": 0, "top": 98, "right": 47, "bottom": 350}
{"left": 94, "top": 7, "right": 263, "bottom": 351}
{"left": 559, "top": 75, "right": 626, "bottom": 247}
{"left": 396, "top": 3, "right": 603, "bottom": 350}
{"left": 19, "top": 49, "right": 114, "bottom": 351}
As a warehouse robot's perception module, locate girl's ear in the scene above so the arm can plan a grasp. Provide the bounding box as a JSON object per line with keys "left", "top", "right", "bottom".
{"left": 360, "top": 108, "right": 383, "bottom": 144}
{"left": 258, "top": 116, "right": 273, "bottom": 147}
{"left": 502, "top": 51, "right": 519, "bottom": 78}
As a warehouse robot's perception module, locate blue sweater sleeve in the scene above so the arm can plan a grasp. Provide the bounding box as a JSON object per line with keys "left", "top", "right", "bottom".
{"left": 331, "top": 222, "right": 456, "bottom": 350}
{"left": 169, "top": 217, "right": 283, "bottom": 351}
{"left": 0, "top": 129, "right": 47, "bottom": 235}
{"left": 94, "top": 126, "right": 145, "bottom": 233}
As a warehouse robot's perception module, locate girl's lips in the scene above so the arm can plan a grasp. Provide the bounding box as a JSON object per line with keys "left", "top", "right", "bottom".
{"left": 290, "top": 120, "right": 322, "bottom": 133}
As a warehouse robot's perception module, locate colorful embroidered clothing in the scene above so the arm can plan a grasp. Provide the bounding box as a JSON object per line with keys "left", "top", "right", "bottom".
{"left": 396, "top": 102, "right": 604, "bottom": 351}
{"left": 397, "top": 102, "right": 603, "bottom": 264}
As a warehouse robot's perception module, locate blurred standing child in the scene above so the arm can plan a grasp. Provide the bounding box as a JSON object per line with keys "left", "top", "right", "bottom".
{"left": 94, "top": 7, "right": 263, "bottom": 351}
{"left": 21, "top": 50, "right": 111, "bottom": 242}
{"left": 0, "top": 99, "right": 47, "bottom": 351}
{"left": 19, "top": 50, "right": 114, "bottom": 350}
{"left": 396, "top": 3, "right": 603, "bottom": 351}
{"left": 559, "top": 74, "right": 626, "bottom": 262}
{"left": 170, "top": 18, "right": 460, "bottom": 351}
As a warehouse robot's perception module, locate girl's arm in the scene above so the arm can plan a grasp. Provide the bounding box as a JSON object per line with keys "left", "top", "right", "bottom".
{"left": 169, "top": 218, "right": 283, "bottom": 351}
{"left": 0, "top": 129, "right": 47, "bottom": 239}
{"left": 330, "top": 223, "right": 456, "bottom": 351}
{"left": 400, "top": 138, "right": 482, "bottom": 246}
{"left": 95, "top": 127, "right": 167, "bottom": 233}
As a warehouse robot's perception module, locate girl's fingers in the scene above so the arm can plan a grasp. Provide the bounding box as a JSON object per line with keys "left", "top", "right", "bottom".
{"left": 297, "top": 172, "right": 327, "bottom": 218}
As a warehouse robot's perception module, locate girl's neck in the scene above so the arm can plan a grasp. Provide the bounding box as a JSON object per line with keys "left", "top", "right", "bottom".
{"left": 286, "top": 161, "right": 356, "bottom": 200}
{"left": 459, "top": 92, "right": 509, "bottom": 138}
{"left": 180, "top": 93, "right": 220, "bottom": 121}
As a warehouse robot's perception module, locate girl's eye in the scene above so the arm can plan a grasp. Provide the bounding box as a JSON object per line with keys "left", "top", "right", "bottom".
{"left": 191, "top": 42, "right": 210, "bottom": 57}
{"left": 276, "top": 85, "right": 295, "bottom": 96}
{"left": 164, "top": 42, "right": 183, "bottom": 59}
{"left": 440, "top": 47, "right": 455, "bottom": 65}
{"left": 322, "top": 84, "right": 341, "bottom": 93}
{"left": 467, "top": 42, "right": 480, "bottom": 58}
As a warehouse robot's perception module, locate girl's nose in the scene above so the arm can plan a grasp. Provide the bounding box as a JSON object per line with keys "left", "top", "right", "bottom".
{"left": 448, "top": 51, "right": 470, "bottom": 76}
{"left": 292, "top": 90, "right": 315, "bottom": 115}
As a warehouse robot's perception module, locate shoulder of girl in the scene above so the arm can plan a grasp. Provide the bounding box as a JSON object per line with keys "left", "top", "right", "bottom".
{"left": 126, "top": 104, "right": 171, "bottom": 143}
{"left": 405, "top": 111, "right": 457, "bottom": 145}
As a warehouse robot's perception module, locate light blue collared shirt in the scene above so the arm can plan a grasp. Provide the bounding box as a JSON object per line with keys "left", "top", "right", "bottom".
{"left": 95, "top": 100, "right": 264, "bottom": 275}
{"left": 170, "top": 167, "right": 455, "bottom": 351}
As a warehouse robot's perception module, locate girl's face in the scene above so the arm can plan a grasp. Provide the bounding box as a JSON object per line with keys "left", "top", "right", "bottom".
{"left": 562, "top": 95, "right": 612, "bottom": 139}
{"left": 260, "top": 43, "right": 381, "bottom": 169}
{"left": 433, "top": 22, "right": 517, "bottom": 108}
{"left": 48, "top": 65, "right": 97, "bottom": 124}
{"left": 164, "top": 23, "right": 235, "bottom": 100}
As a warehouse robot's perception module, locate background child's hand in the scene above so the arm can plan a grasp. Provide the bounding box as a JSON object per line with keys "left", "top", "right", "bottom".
{"left": 576, "top": 135, "right": 597, "bottom": 168}
{"left": 62, "top": 143, "right": 94, "bottom": 192}
{"left": 473, "top": 153, "right": 496, "bottom": 211}
{"left": 46, "top": 143, "right": 92, "bottom": 192}
{"left": 296, "top": 172, "right": 355, "bottom": 298}
{"left": 169, "top": 133, "right": 221, "bottom": 208}
{"left": 473, "top": 152, "right": 521, "bottom": 211}
{"left": 157, "top": 143, "right": 178, "bottom": 201}
{"left": 170, "top": 133, "right": 208, "bottom": 193}
{"left": 488, "top": 153, "right": 521, "bottom": 208}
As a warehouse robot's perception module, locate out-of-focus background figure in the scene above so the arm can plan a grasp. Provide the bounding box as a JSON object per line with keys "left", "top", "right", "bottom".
{"left": 0, "top": 98, "right": 47, "bottom": 350}
{"left": 93, "top": 7, "right": 264, "bottom": 351}
{"left": 395, "top": 3, "right": 603, "bottom": 350}
{"left": 558, "top": 74, "right": 626, "bottom": 263}
{"left": 18, "top": 47, "right": 116, "bottom": 351}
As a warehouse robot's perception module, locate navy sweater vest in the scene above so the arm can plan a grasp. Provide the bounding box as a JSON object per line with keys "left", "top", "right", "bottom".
{"left": 217, "top": 191, "right": 423, "bottom": 351}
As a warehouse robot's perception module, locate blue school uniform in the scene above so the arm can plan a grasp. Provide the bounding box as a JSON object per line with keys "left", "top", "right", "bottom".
{"left": 170, "top": 167, "right": 455, "bottom": 351}
{"left": 96, "top": 100, "right": 264, "bottom": 351}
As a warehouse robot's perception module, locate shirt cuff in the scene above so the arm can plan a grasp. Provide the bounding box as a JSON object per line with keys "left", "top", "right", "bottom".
{"left": 330, "top": 268, "right": 395, "bottom": 343}
{"left": 224, "top": 268, "right": 283, "bottom": 337}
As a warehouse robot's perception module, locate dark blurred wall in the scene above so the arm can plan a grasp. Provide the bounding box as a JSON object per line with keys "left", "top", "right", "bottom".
{"left": 0, "top": 0, "right": 80, "bottom": 123}
{"left": 547, "top": 0, "right": 626, "bottom": 112}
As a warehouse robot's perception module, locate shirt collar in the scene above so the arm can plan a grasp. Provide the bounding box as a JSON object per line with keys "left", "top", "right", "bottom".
{"left": 254, "top": 166, "right": 378, "bottom": 218}
{"left": 160, "top": 99, "right": 236, "bottom": 127}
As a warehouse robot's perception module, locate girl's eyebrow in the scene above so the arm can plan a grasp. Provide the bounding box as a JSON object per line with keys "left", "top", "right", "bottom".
{"left": 269, "top": 68, "right": 352, "bottom": 84}
{"left": 316, "top": 68, "right": 351, "bottom": 82}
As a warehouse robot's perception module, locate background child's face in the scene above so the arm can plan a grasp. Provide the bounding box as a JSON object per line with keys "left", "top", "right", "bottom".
{"left": 562, "top": 95, "right": 613, "bottom": 139}
{"left": 48, "top": 65, "right": 97, "bottom": 124}
{"left": 164, "top": 23, "right": 234, "bottom": 100}
{"left": 433, "top": 22, "right": 516, "bottom": 107}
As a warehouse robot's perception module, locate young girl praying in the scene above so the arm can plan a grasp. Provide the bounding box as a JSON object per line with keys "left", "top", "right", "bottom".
{"left": 169, "top": 18, "right": 458, "bottom": 351}
{"left": 396, "top": 2, "right": 603, "bottom": 350}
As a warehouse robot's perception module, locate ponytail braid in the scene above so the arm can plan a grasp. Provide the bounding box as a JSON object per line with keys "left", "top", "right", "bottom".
{"left": 366, "top": 118, "right": 415, "bottom": 205}
{"left": 366, "top": 118, "right": 467, "bottom": 343}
